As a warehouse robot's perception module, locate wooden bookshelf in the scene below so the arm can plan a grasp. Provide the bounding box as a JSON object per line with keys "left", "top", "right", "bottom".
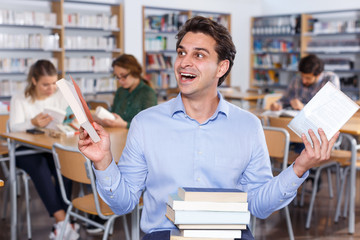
{"left": 142, "top": 6, "right": 231, "bottom": 100}
{"left": 250, "top": 9, "right": 360, "bottom": 100}
{"left": 0, "top": 0, "right": 123, "bottom": 101}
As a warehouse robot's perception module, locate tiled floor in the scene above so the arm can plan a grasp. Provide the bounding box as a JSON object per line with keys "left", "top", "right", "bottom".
{"left": 1, "top": 170, "right": 360, "bottom": 240}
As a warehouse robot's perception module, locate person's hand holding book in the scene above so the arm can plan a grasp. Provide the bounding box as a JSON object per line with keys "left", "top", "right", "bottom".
{"left": 293, "top": 128, "right": 339, "bottom": 178}
{"left": 31, "top": 112, "right": 53, "bottom": 128}
{"left": 78, "top": 122, "right": 113, "bottom": 171}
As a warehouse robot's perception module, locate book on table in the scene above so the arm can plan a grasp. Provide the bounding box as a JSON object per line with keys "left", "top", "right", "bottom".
{"left": 168, "top": 193, "right": 248, "bottom": 212}
{"left": 288, "top": 82, "right": 360, "bottom": 143}
{"left": 56, "top": 77, "right": 100, "bottom": 143}
{"left": 176, "top": 223, "right": 246, "bottom": 230}
{"left": 166, "top": 204, "right": 250, "bottom": 225}
{"left": 177, "top": 187, "right": 247, "bottom": 203}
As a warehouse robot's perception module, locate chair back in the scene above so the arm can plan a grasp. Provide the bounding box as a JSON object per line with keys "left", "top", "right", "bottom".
{"left": 52, "top": 143, "right": 91, "bottom": 185}
{"left": 262, "top": 93, "right": 282, "bottom": 110}
{"left": 268, "top": 116, "right": 302, "bottom": 143}
{"left": 263, "top": 126, "right": 290, "bottom": 171}
{"left": 87, "top": 100, "right": 110, "bottom": 110}
{"left": 0, "top": 114, "right": 9, "bottom": 134}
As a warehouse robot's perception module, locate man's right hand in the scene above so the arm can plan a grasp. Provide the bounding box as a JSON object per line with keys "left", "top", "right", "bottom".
{"left": 78, "top": 122, "right": 113, "bottom": 171}
{"left": 290, "top": 98, "right": 304, "bottom": 110}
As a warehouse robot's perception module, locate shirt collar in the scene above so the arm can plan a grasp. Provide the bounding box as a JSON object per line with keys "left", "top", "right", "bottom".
{"left": 170, "top": 91, "right": 229, "bottom": 119}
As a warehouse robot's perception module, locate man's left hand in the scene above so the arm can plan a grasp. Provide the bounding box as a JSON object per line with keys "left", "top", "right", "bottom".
{"left": 293, "top": 128, "right": 340, "bottom": 178}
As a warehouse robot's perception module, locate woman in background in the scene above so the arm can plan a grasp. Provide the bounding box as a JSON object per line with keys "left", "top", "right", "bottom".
{"left": 97, "top": 54, "right": 157, "bottom": 128}
{"left": 9, "top": 59, "right": 79, "bottom": 240}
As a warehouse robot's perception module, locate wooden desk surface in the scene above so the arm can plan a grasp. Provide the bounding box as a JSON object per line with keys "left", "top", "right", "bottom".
{"left": 222, "top": 91, "right": 265, "bottom": 101}
{"left": 0, "top": 128, "right": 128, "bottom": 160}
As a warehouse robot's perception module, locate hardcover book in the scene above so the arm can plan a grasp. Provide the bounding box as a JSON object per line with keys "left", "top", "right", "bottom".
{"left": 56, "top": 77, "right": 100, "bottom": 142}
{"left": 166, "top": 205, "right": 250, "bottom": 225}
{"left": 178, "top": 187, "right": 247, "bottom": 203}
{"left": 168, "top": 193, "right": 248, "bottom": 212}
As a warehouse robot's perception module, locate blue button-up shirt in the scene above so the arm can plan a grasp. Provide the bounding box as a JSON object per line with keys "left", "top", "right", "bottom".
{"left": 94, "top": 92, "right": 307, "bottom": 233}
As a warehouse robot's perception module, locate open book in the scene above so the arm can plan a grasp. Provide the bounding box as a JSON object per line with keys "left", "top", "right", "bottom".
{"left": 288, "top": 82, "right": 359, "bottom": 143}
{"left": 43, "top": 106, "right": 66, "bottom": 130}
{"left": 56, "top": 77, "right": 100, "bottom": 143}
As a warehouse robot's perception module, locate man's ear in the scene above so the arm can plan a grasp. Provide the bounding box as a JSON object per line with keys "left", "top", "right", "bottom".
{"left": 217, "top": 60, "right": 230, "bottom": 79}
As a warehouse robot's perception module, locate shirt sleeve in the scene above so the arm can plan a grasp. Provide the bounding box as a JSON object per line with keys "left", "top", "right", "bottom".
{"left": 92, "top": 117, "right": 147, "bottom": 215}
{"left": 9, "top": 95, "right": 34, "bottom": 132}
{"left": 243, "top": 123, "right": 308, "bottom": 219}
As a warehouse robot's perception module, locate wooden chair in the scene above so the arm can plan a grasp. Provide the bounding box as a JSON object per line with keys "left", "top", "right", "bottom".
{"left": 87, "top": 100, "right": 111, "bottom": 111}
{"left": 267, "top": 116, "right": 338, "bottom": 229}
{"left": 52, "top": 143, "right": 130, "bottom": 240}
{"left": 251, "top": 126, "right": 294, "bottom": 240}
{"left": 332, "top": 133, "right": 360, "bottom": 226}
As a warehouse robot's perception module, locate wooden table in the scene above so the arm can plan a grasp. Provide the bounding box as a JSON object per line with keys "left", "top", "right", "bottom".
{"left": 0, "top": 128, "right": 142, "bottom": 240}
{"left": 221, "top": 90, "right": 265, "bottom": 109}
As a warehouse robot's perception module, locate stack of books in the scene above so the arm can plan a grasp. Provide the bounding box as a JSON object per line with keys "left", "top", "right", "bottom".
{"left": 166, "top": 187, "right": 250, "bottom": 240}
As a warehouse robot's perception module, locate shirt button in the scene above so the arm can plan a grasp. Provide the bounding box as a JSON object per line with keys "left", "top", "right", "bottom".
{"left": 110, "top": 196, "right": 114, "bottom": 199}
{"left": 105, "top": 177, "right": 110, "bottom": 181}
{"left": 292, "top": 182, "right": 296, "bottom": 186}
{"left": 196, "top": 177, "right": 201, "bottom": 182}
{"left": 198, "top": 151, "right": 202, "bottom": 155}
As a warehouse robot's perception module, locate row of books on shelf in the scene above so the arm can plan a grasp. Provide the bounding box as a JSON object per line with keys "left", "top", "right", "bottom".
{"left": 309, "top": 18, "right": 360, "bottom": 35}
{"left": 253, "top": 69, "right": 279, "bottom": 84}
{"left": 253, "top": 54, "right": 299, "bottom": 70}
{"left": 166, "top": 187, "right": 249, "bottom": 240}
{"left": 64, "top": 13, "right": 118, "bottom": 30}
{"left": 194, "top": 14, "right": 229, "bottom": 28}
{"left": 323, "top": 58, "right": 354, "bottom": 71}
{"left": 145, "top": 36, "right": 169, "bottom": 51}
{"left": 0, "top": 9, "right": 57, "bottom": 27}
{"left": 0, "top": 57, "right": 58, "bottom": 73}
{"left": 145, "top": 13, "right": 189, "bottom": 33}
{"left": 146, "top": 72, "right": 177, "bottom": 89}
{"left": 65, "top": 57, "right": 112, "bottom": 72}
{"left": 306, "top": 40, "right": 360, "bottom": 52}
{"left": 0, "top": 33, "right": 60, "bottom": 50}
{"left": 72, "top": 77, "right": 117, "bottom": 94}
{"left": 252, "top": 15, "right": 301, "bottom": 35}
{"left": 64, "top": 35, "right": 116, "bottom": 51}
{"left": 0, "top": 77, "right": 117, "bottom": 97}
{"left": 253, "top": 39, "right": 299, "bottom": 53}
{"left": 146, "top": 53, "right": 173, "bottom": 71}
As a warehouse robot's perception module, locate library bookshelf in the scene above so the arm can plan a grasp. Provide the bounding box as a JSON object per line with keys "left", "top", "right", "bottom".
{"left": 0, "top": 0, "right": 123, "bottom": 104}
{"left": 250, "top": 9, "right": 360, "bottom": 100}
{"left": 142, "top": 6, "right": 231, "bottom": 100}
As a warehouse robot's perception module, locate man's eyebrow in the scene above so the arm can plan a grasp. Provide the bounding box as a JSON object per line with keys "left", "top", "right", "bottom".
{"left": 177, "top": 45, "right": 210, "bottom": 54}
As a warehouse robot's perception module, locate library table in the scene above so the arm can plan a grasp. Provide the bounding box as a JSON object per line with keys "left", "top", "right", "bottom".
{"left": 0, "top": 128, "right": 141, "bottom": 240}
{"left": 221, "top": 90, "right": 265, "bottom": 109}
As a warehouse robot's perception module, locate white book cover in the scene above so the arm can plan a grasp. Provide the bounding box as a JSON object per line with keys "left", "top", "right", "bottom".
{"left": 43, "top": 106, "right": 66, "bottom": 130}
{"left": 181, "top": 229, "right": 242, "bottom": 239}
{"left": 56, "top": 78, "right": 100, "bottom": 143}
{"left": 168, "top": 193, "right": 248, "bottom": 212}
{"left": 288, "top": 82, "right": 359, "bottom": 143}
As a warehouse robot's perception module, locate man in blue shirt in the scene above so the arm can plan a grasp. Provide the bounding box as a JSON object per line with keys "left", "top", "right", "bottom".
{"left": 78, "top": 16, "right": 339, "bottom": 240}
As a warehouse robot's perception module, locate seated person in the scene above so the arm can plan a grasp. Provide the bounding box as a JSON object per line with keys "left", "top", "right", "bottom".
{"left": 9, "top": 59, "right": 79, "bottom": 239}
{"left": 271, "top": 54, "right": 340, "bottom": 111}
{"left": 96, "top": 54, "right": 157, "bottom": 128}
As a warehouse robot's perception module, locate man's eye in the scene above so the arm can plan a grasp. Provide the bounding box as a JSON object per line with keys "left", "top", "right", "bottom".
{"left": 178, "top": 51, "right": 186, "bottom": 56}
{"left": 196, "top": 53, "right": 204, "bottom": 58}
